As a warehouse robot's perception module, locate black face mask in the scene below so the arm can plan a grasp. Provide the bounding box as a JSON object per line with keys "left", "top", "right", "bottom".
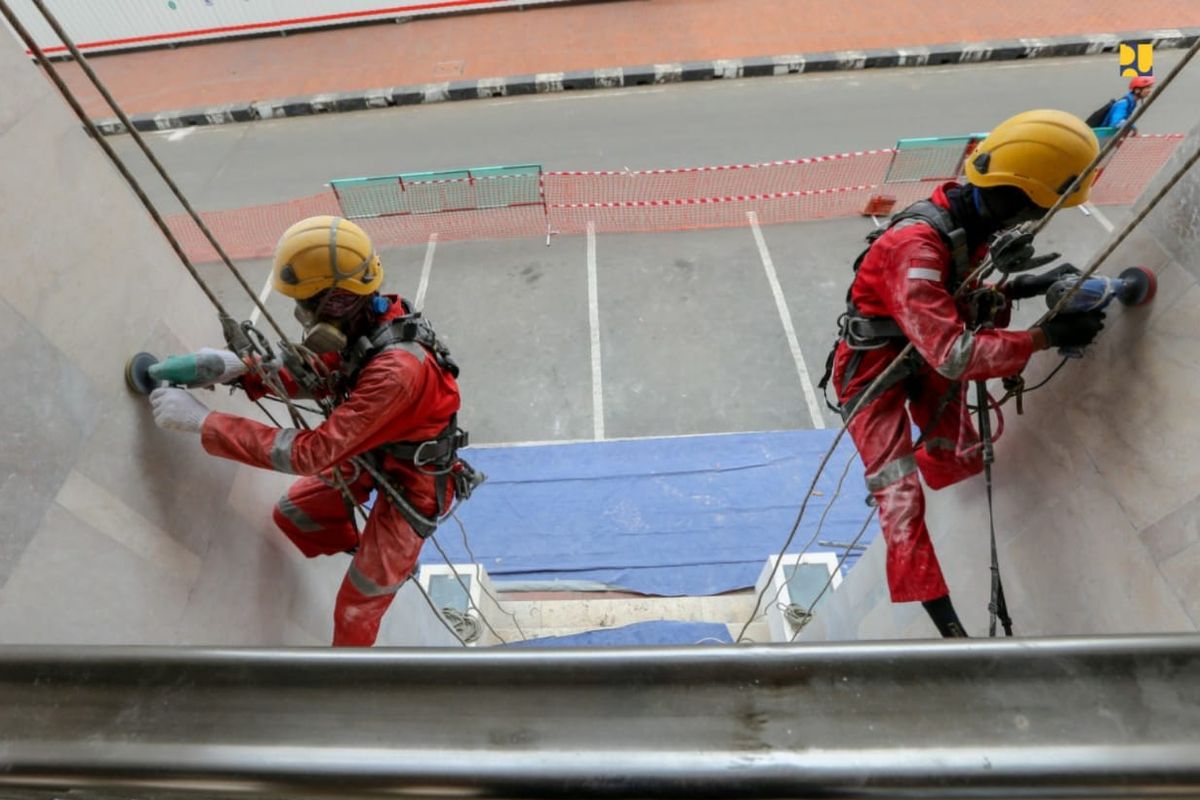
{"left": 976, "top": 185, "right": 1046, "bottom": 227}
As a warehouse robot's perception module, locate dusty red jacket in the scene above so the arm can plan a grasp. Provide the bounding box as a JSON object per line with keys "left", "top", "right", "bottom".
{"left": 201, "top": 296, "right": 461, "bottom": 516}
{"left": 837, "top": 183, "right": 1036, "bottom": 403}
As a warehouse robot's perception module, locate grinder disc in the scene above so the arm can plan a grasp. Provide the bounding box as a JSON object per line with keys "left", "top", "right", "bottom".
{"left": 1117, "top": 267, "right": 1157, "bottom": 307}
{"left": 124, "top": 352, "right": 160, "bottom": 395}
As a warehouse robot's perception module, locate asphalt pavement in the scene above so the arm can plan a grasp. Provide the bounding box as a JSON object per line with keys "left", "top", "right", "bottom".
{"left": 141, "top": 53, "right": 1185, "bottom": 444}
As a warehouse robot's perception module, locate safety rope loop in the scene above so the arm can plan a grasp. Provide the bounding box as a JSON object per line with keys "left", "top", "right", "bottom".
{"left": 788, "top": 506, "right": 878, "bottom": 643}
{"left": 451, "top": 511, "right": 529, "bottom": 642}
{"left": 732, "top": 436, "right": 859, "bottom": 643}
{"left": 1000, "top": 375, "right": 1026, "bottom": 414}
{"left": 740, "top": 452, "right": 859, "bottom": 635}
{"left": 427, "top": 534, "right": 509, "bottom": 645}
{"left": 410, "top": 577, "right": 469, "bottom": 648}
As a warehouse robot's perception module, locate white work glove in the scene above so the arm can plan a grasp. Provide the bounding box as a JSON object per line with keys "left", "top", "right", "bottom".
{"left": 196, "top": 347, "right": 248, "bottom": 385}
{"left": 150, "top": 387, "right": 212, "bottom": 434}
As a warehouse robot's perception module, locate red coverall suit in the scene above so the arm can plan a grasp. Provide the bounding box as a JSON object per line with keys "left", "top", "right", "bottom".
{"left": 832, "top": 184, "right": 1035, "bottom": 603}
{"left": 199, "top": 296, "right": 461, "bottom": 645}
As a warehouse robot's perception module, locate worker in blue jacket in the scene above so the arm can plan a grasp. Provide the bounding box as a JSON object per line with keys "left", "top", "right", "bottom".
{"left": 1102, "top": 76, "right": 1155, "bottom": 128}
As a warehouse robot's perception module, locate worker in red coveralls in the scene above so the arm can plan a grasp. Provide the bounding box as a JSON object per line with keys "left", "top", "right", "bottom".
{"left": 824, "top": 111, "right": 1107, "bottom": 637}
{"left": 149, "top": 216, "right": 478, "bottom": 646}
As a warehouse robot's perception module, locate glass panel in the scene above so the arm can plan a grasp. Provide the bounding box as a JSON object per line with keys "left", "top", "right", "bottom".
{"left": 428, "top": 573, "right": 472, "bottom": 614}
{"left": 782, "top": 562, "right": 833, "bottom": 613}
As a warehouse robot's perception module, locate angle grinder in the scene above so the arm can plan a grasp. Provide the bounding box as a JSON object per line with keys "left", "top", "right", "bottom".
{"left": 124, "top": 351, "right": 230, "bottom": 395}
{"left": 1044, "top": 266, "right": 1156, "bottom": 356}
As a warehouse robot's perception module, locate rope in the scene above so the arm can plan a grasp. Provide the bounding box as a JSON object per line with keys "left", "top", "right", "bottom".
{"left": 18, "top": 0, "right": 295, "bottom": 346}
{"left": 0, "top": 1, "right": 230, "bottom": 319}
{"left": 1000, "top": 99, "right": 1200, "bottom": 403}
{"left": 3, "top": 0, "right": 516, "bottom": 646}
{"left": 789, "top": 507, "right": 877, "bottom": 643}
{"left": 734, "top": 450, "right": 858, "bottom": 642}
{"left": 0, "top": 0, "right": 326, "bottom": 440}
{"left": 973, "top": 380, "right": 1012, "bottom": 637}
{"left": 410, "top": 577, "right": 469, "bottom": 647}
{"left": 426, "top": 534, "right": 510, "bottom": 645}
{"left": 764, "top": 38, "right": 1200, "bottom": 640}
{"left": 1029, "top": 37, "right": 1200, "bottom": 239}
{"left": 1039, "top": 141, "right": 1200, "bottom": 325}
{"left": 440, "top": 607, "right": 483, "bottom": 644}
{"left": 451, "top": 512, "right": 530, "bottom": 641}
{"left": 729, "top": 436, "right": 858, "bottom": 643}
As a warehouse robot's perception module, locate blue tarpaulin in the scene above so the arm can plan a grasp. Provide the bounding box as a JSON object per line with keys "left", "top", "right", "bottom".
{"left": 424, "top": 429, "right": 877, "bottom": 597}
{"left": 505, "top": 620, "right": 734, "bottom": 648}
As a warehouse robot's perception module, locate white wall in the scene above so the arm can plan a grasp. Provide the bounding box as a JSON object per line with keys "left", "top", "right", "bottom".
{"left": 0, "top": 27, "right": 453, "bottom": 646}
{"left": 803, "top": 122, "right": 1200, "bottom": 641}
{"left": 5, "top": 0, "right": 574, "bottom": 54}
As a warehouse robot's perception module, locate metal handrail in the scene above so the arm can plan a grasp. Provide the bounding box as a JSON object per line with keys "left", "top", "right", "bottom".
{"left": 2, "top": 635, "right": 1199, "bottom": 798}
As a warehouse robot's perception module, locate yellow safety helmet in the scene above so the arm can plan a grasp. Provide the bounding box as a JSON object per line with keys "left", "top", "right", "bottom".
{"left": 965, "top": 110, "right": 1100, "bottom": 209}
{"left": 272, "top": 215, "right": 384, "bottom": 300}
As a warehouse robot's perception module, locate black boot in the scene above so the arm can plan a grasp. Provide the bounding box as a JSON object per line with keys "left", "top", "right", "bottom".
{"left": 922, "top": 594, "right": 969, "bottom": 638}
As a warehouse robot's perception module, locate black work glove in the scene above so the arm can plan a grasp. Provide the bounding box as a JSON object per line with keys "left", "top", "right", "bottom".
{"left": 989, "top": 227, "right": 1060, "bottom": 274}
{"left": 1038, "top": 310, "right": 1106, "bottom": 349}
{"left": 1008, "top": 263, "right": 1081, "bottom": 300}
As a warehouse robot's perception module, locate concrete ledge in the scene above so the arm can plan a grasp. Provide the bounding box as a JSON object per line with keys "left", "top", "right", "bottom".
{"left": 93, "top": 28, "right": 1200, "bottom": 135}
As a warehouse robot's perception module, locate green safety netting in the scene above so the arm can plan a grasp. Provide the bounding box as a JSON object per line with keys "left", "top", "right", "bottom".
{"left": 331, "top": 164, "right": 544, "bottom": 218}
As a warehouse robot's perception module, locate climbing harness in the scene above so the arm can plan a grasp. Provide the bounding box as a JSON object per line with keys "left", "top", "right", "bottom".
{"left": 816, "top": 199, "right": 970, "bottom": 425}
{"left": 344, "top": 301, "right": 461, "bottom": 382}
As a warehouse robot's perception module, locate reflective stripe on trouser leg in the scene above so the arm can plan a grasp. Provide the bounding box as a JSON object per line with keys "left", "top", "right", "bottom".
{"left": 865, "top": 455, "right": 917, "bottom": 492}
{"left": 276, "top": 496, "right": 321, "bottom": 533}
{"left": 331, "top": 496, "right": 426, "bottom": 646}
{"left": 346, "top": 563, "right": 407, "bottom": 597}
{"left": 845, "top": 382, "right": 949, "bottom": 603}
{"left": 272, "top": 475, "right": 362, "bottom": 557}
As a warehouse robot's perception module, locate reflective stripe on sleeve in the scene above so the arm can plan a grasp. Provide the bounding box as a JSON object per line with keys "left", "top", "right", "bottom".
{"left": 907, "top": 267, "right": 943, "bottom": 282}
{"left": 936, "top": 330, "right": 975, "bottom": 380}
{"left": 270, "top": 429, "right": 299, "bottom": 474}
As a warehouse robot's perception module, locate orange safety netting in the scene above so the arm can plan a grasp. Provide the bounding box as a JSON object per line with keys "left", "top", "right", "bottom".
{"left": 167, "top": 134, "right": 1182, "bottom": 263}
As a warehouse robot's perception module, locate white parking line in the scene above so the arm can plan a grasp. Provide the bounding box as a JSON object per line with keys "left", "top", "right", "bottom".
{"left": 415, "top": 232, "right": 438, "bottom": 310}
{"left": 248, "top": 268, "right": 274, "bottom": 326}
{"left": 1081, "top": 202, "right": 1115, "bottom": 233}
{"left": 747, "top": 211, "right": 826, "bottom": 430}
{"left": 587, "top": 222, "right": 605, "bottom": 440}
